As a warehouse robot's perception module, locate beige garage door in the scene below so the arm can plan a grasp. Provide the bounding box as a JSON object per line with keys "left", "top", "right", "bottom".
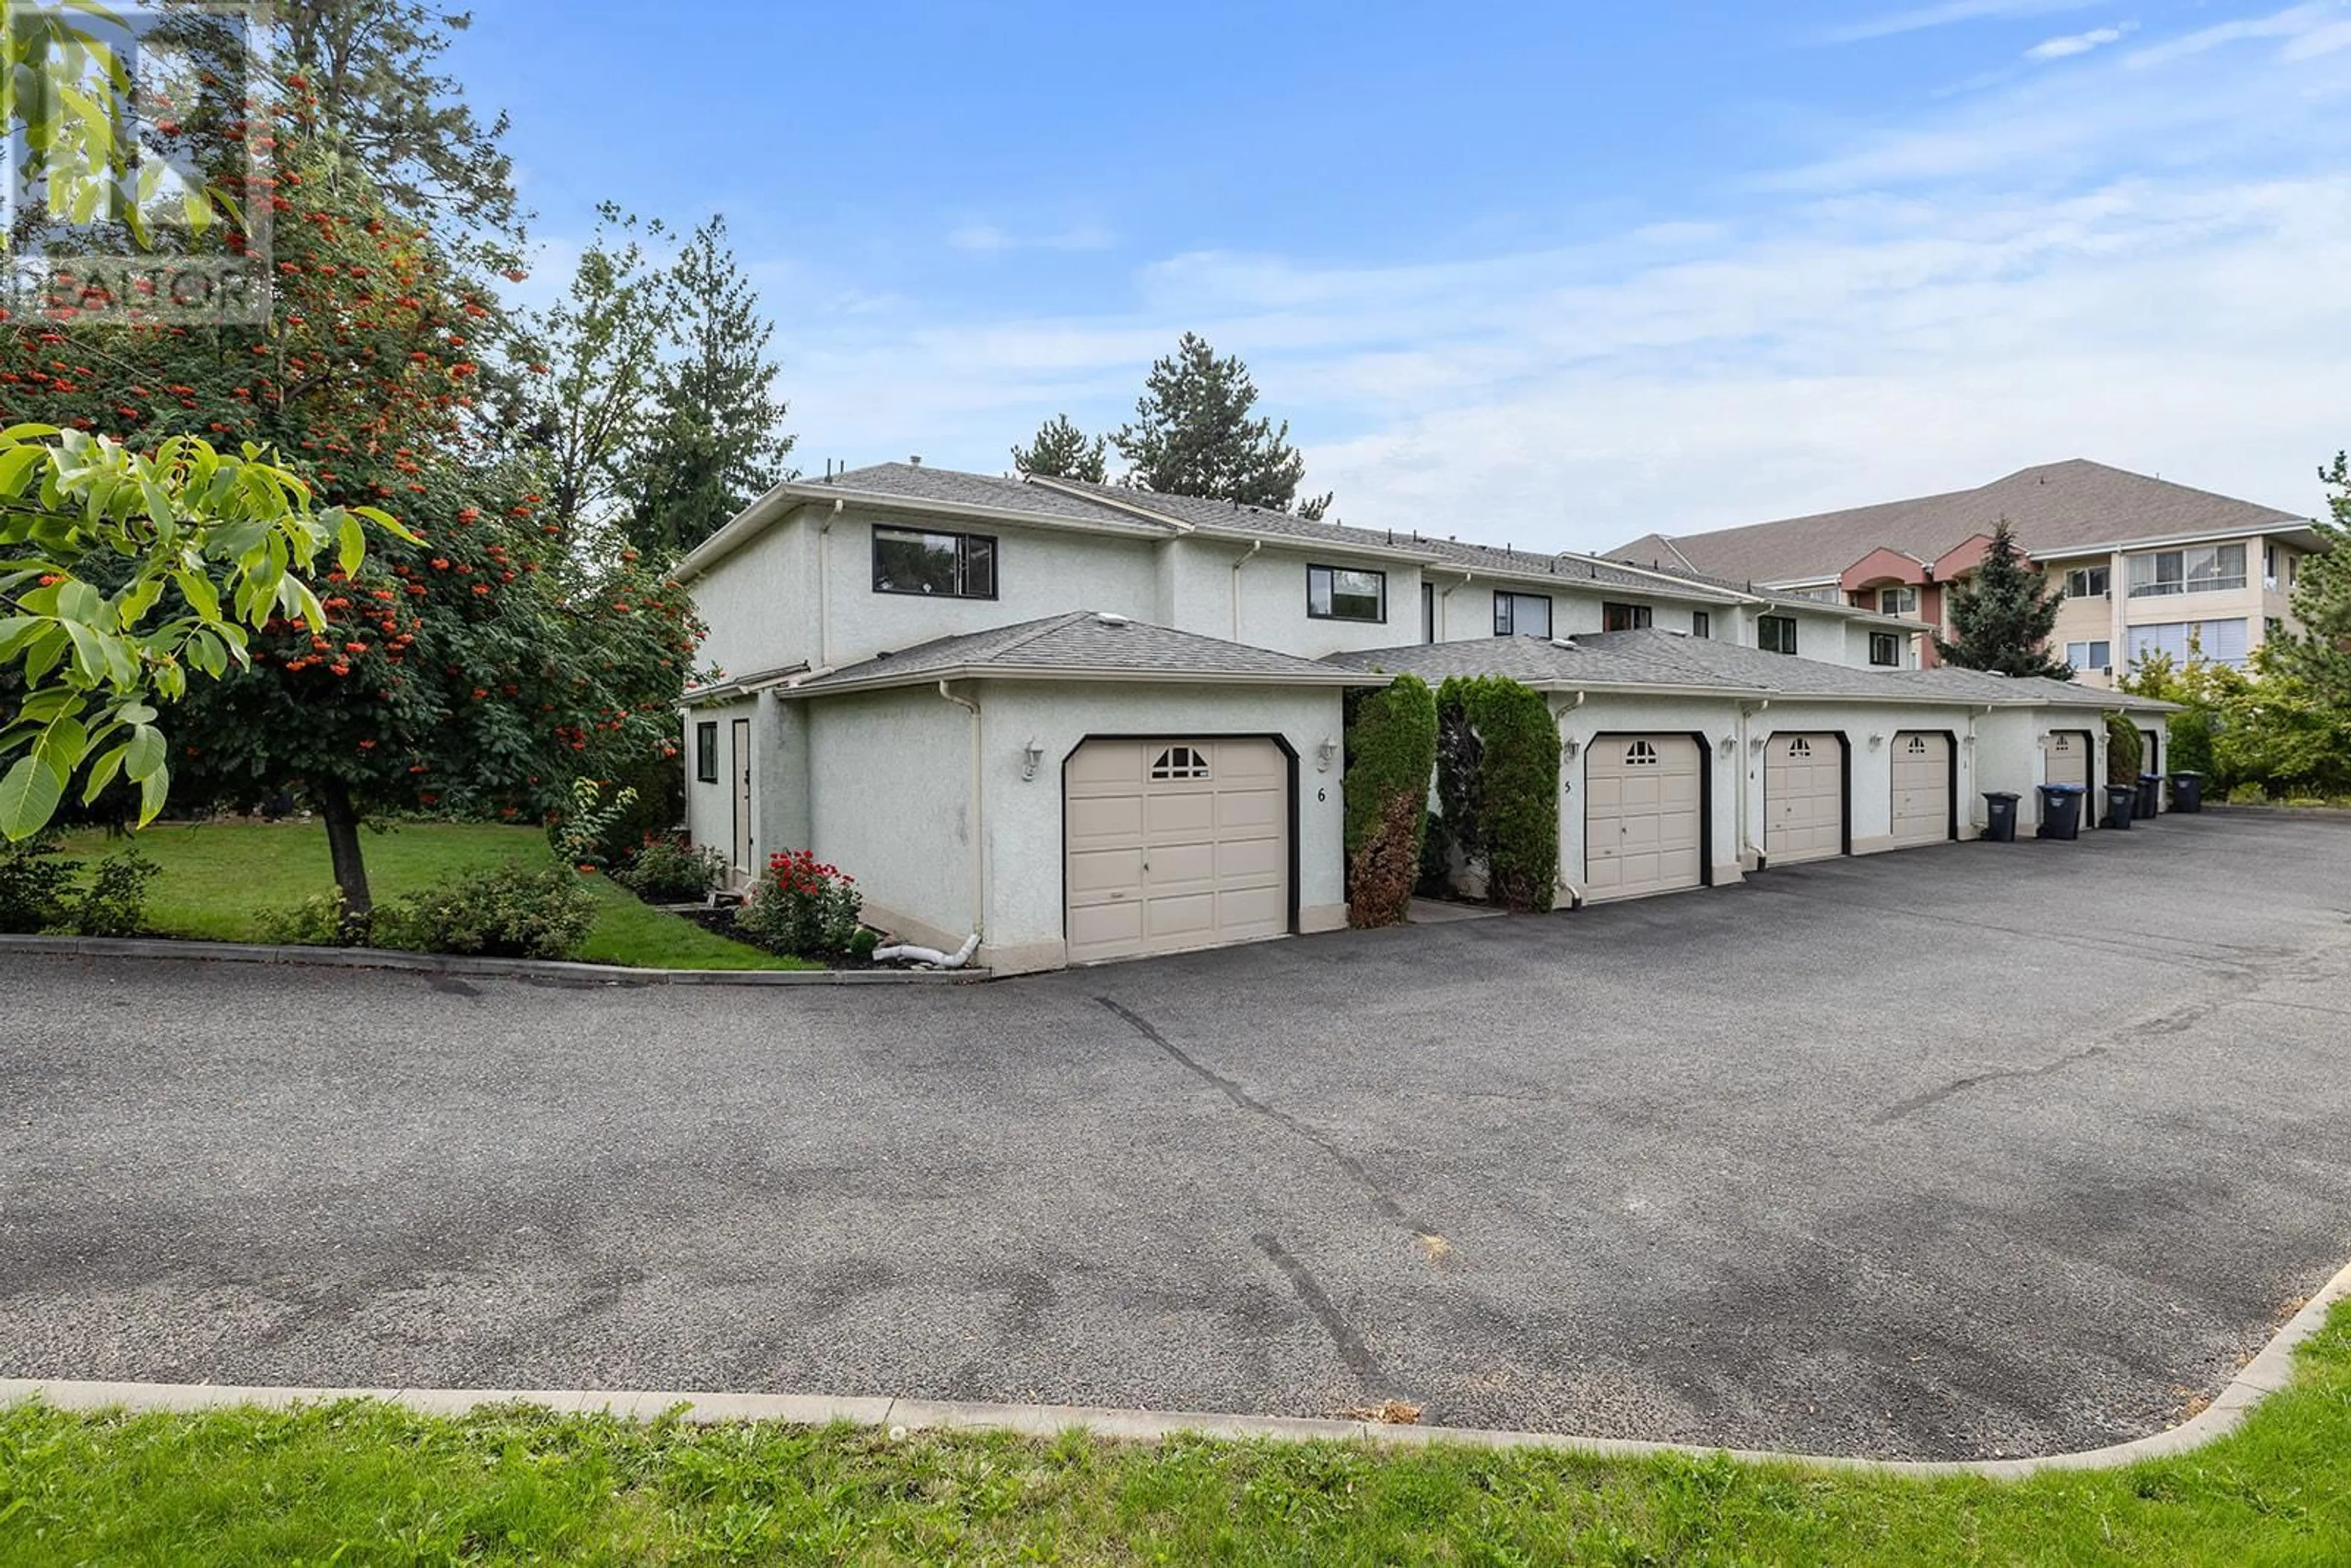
{"left": 1065, "top": 738, "right": 1289, "bottom": 964}
{"left": 1765, "top": 733, "right": 1843, "bottom": 865}
{"left": 1585, "top": 735, "right": 1703, "bottom": 901}
{"left": 1890, "top": 731, "right": 1951, "bottom": 849}
{"left": 2047, "top": 730, "right": 2092, "bottom": 789}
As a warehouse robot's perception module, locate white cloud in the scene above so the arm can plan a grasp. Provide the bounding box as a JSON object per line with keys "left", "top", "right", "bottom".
{"left": 947, "top": 221, "right": 1116, "bottom": 255}
{"left": 1821, "top": 0, "right": 2103, "bottom": 45}
{"left": 2025, "top": 23, "right": 2133, "bottom": 59}
{"left": 762, "top": 12, "right": 2349, "bottom": 545}
{"left": 2124, "top": 1, "right": 2344, "bottom": 68}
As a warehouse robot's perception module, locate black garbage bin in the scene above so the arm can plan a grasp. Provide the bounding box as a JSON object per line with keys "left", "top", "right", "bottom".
{"left": 2102, "top": 782, "right": 2136, "bottom": 829}
{"left": 2137, "top": 773, "right": 2162, "bottom": 818}
{"left": 2172, "top": 771, "right": 2204, "bottom": 813}
{"left": 2036, "top": 783, "right": 2085, "bottom": 840}
{"left": 1981, "top": 791, "right": 2020, "bottom": 842}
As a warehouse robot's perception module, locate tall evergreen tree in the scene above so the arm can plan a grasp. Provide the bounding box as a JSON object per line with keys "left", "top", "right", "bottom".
{"left": 628, "top": 216, "right": 794, "bottom": 558}
{"left": 2260, "top": 452, "right": 2351, "bottom": 700}
{"left": 1112, "top": 332, "right": 1332, "bottom": 519}
{"left": 1935, "top": 520, "right": 2072, "bottom": 678}
{"left": 1011, "top": 413, "right": 1107, "bottom": 482}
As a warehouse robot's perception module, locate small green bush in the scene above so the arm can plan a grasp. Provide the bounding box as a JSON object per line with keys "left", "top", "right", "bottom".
{"left": 257, "top": 893, "right": 353, "bottom": 947}
{"left": 2226, "top": 781, "right": 2269, "bottom": 805}
{"left": 734, "top": 849, "right": 862, "bottom": 959}
{"left": 1435, "top": 676, "right": 1560, "bottom": 912}
{"left": 615, "top": 834, "right": 730, "bottom": 901}
{"left": 0, "top": 835, "right": 80, "bottom": 934}
{"left": 375, "top": 863, "right": 598, "bottom": 961}
{"left": 70, "top": 850, "right": 159, "bottom": 937}
{"left": 546, "top": 778, "right": 642, "bottom": 873}
{"left": 1343, "top": 675, "right": 1439, "bottom": 927}
{"left": 2104, "top": 714, "right": 2143, "bottom": 786}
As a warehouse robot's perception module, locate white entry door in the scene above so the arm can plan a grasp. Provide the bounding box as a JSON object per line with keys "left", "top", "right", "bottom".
{"left": 1584, "top": 735, "right": 1703, "bottom": 901}
{"left": 1890, "top": 732, "right": 1951, "bottom": 849}
{"left": 1765, "top": 733, "right": 1843, "bottom": 864}
{"left": 730, "top": 718, "right": 753, "bottom": 881}
{"left": 1064, "top": 738, "right": 1289, "bottom": 964}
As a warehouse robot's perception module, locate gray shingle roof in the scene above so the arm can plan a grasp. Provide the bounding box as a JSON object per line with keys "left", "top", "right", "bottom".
{"left": 789, "top": 611, "right": 1374, "bottom": 694}
{"left": 1610, "top": 459, "right": 2311, "bottom": 585}
{"left": 816, "top": 463, "right": 1149, "bottom": 527}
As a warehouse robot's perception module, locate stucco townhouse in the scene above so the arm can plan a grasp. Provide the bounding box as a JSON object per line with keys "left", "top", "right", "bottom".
{"left": 1610, "top": 460, "right": 2328, "bottom": 730}
{"left": 677, "top": 462, "right": 2170, "bottom": 974}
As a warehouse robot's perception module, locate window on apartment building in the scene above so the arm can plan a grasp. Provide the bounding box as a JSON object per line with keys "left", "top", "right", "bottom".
{"left": 1878, "top": 586, "right": 1918, "bottom": 616}
{"left": 1493, "top": 590, "right": 1553, "bottom": 638}
{"left": 873, "top": 525, "right": 997, "bottom": 599}
{"left": 1308, "top": 563, "right": 1386, "bottom": 622}
{"left": 695, "top": 721, "right": 719, "bottom": 784}
{"left": 2126, "top": 542, "right": 2245, "bottom": 598}
{"left": 1758, "top": 614, "right": 1798, "bottom": 655}
{"left": 1691, "top": 610, "right": 1711, "bottom": 639}
{"left": 2129, "top": 619, "right": 2249, "bottom": 667}
{"left": 2265, "top": 545, "right": 2282, "bottom": 590}
{"left": 2064, "top": 565, "right": 2110, "bottom": 598}
{"left": 2064, "top": 640, "right": 2112, "bottom": 673}
{"left": 1601, "top": 601, "right": 1651, "bottom": 631}
{"left": 1869, "top": 632, "right": 1902, "bottom": 666}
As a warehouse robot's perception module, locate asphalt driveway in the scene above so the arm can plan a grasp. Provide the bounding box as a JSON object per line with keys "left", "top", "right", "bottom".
{"left": 5, "top": 810, "right": 2350, "bottom": 1460}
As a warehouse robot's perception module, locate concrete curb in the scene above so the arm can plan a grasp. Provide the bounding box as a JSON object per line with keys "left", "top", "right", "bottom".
{"left": 0, "top": 934, "right": 987, "bottom": 986}
{"left": 7, "top": 1258, "right": 2344, "bottom": 1479}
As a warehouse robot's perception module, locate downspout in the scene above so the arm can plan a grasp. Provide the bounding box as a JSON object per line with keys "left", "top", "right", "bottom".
{"left": 935, "top": 679, "right": 985, "bottom": 951}
{"left": 816, "top": 497, "right": 842, "bottom": 668}
{"left": 1741, "top": 699, "right": 1771, "bottom": 865}
{"left": 1230, "top": 539, "right": 1261, "bottom": 640}
{"left": 1556, "top": 690, "right": 1587, "bottom": 909}
{"left": 1438, "top": 568, "right": 1473, "bottom": 639}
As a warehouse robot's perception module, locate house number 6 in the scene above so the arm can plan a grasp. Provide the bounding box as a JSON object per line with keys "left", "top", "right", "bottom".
{"left": 1316, "top": 788, "right": 1327, "bottom": 803}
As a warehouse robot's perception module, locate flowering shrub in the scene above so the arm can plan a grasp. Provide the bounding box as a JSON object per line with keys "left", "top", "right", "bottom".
{"left": 733, "top": 850, "right": 863, "bottom": 958}
{"left": 615, "top": 833, "right": 730, "bottom": 901}
{"left": 373, "top": 863, "right": 598, "bottom": 959}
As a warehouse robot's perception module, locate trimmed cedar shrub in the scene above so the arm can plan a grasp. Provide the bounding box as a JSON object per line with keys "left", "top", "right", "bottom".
{"left": 1434, "top": 676, "right": 1561, "bottom": 912}
{"left": 1342, "top": 675, "right": 1439, "bottom": 927}
{"left": 2104, "top": 713, "right": 2144, "bottom": 786}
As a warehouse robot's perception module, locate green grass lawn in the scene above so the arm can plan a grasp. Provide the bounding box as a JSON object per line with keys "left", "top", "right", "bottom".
{"left": 56, "top": 820, "right": 812, "bottom": 972}
{"left": 3, "top": 1303, "right": 2347, "bottom": 1566}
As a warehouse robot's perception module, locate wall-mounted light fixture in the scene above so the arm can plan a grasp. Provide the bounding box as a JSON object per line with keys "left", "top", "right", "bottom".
{"left": 1749, "top": 736, "right": 1767, "bottom": 754}
{"left": 1561, "top": 737, "right": 1581, "bottom": 760}
{"left": 1718, "top": 736, "right": 1736, "bottom": 760}
{"left": 1316, "top": 737, "right": 1339, "bottom": 773}
{"left": 1869, "top": 732, "right": 1886, "bottom": 751}
{"left": 1021, "top": 738, "right": 1044, "bottom": 781}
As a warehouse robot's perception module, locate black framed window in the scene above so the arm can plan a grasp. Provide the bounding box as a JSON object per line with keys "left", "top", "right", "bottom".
{"left": 1601, "top": 601, "right": 1651, "bottom": 632}
{"left": 1420, "top": 582, "right": 1436, "bottom": 643}
{"left": 2064, "top": 565, "right": 2110, "bottom": 598}
{"left": 1759, "top": 614, "right": 1798, "bottom": 655}
{"left": 1493, "top": 590, "right": 1553, "bottom": 638}
{"left": 873, "top": 525, "right": 997, "bottom": 598}
{"left": 1308, "top": 563, "right": 1386, "bottom": 622}
{"left": 695, "top": 721, "right": 719, "bottom": 782}
{"left": 1869, "top": 632, "right": 1902, "bottom": 666}
{"left": 1691, "top": 610, "right": 1711, "bottom": 639}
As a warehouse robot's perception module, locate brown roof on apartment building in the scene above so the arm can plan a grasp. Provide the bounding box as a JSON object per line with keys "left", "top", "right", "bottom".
{"left": 1609, "top": 460, "right": 2315, "bottom": 586}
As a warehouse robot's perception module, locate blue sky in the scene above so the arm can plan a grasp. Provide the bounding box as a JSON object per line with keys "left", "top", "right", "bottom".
{"left": 451, "top": 1, "right": 2351, "bottom": 549}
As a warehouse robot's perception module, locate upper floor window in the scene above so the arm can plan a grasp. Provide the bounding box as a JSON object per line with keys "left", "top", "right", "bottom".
{"left": 1421, "top": 582, "right": 1436, "bottom": 643}
{"left": 2265, "top": 545, "right": 2282, "bottom": 590}
{"left": 1691, "top": 610, "right": 1711, "bottom": 639}
{"left": 1758, "top": 614, "right": 1798, "bottom": 655}
{"left": 1869, "top": 632, "right": 1902, "bottom": 666}
{"left": 1493, "top": 590, "right": 1553, "bottom": 638}
{"left": 1601, "top": 602, "right": 1651, "bottom": 631}
{"left": 2064, "top": 639, "right": 2112, "bottom": 672}
{"left": 2126, "top": 542, "right": 2244, "bottom": 598}
{"left": 2129, "top": 618, "right": 2249, "bottom": 667}
{"left": 1308, "top": 563, "right": 1386, "bottom": 622}
{"left": 1878, "top": 586, "right": 1917, "bottom": 616}
{"left": 696, "top": 721, "right": 719, "bottom": 783}
{"left": 874, "top": 525, "right": 997, "bottom": 599}
{"left": 2064, "top": 565, "right": 2110, "bottom": 598}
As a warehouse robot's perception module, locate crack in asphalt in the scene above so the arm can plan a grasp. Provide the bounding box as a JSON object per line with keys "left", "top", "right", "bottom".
{"left": 1251, "top": 1232, "right": 1391, "bottom": 1398}
{"left": 1870, "top": 1046, "right": 2110, "bottom": 1127}
{"left": 1094, "top": 996, "right": 1431, "bottom": 1232}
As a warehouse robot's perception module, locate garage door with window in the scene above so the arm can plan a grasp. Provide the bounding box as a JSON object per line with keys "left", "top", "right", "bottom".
{"left": 1889, "top": 731, "right": 1952, "bottom": 848}
{"left": 1764, "top": 733, "right": 1843, "bottom": 864}
{"left": 1064, "top": 738, "right": 1289, "bottom": 964}
{"left": 2047, "top": 730, "right": 2093, "bottom": 789}
{"left": 1585, "top": 735, "right": 1703, "bottom": 901}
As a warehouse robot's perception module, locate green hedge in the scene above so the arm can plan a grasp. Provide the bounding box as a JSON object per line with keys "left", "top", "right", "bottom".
{"left": 1342, "top": 675, "right": 1439, "bottom": 927}
{"left": 1434, "top": 676, "right": 1560, "bottom": 912}
{"left": 2104, "top": 714, "right": 2144, "bottom": 786}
